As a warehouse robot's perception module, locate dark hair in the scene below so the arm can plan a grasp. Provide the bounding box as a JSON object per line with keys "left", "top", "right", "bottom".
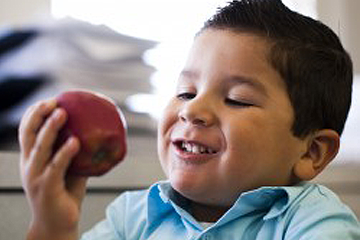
{"left": 202, "top": 0, "right": 353, "bottom": 138}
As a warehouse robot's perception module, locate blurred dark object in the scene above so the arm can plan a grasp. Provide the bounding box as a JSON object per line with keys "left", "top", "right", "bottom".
{"left": 0, "top": 30, "right": 38, "bottom": 56}
{"left": 0, "top": 30, "right": 42, "bottom": 150}
{"left": 0, "top": 75, "right": 46, "bottom": 111}
{"left": 0, "top": 75, "right": 47, "bottom": 150}
{"left": 0, "top": 125, "right": 18, "bottom": 150}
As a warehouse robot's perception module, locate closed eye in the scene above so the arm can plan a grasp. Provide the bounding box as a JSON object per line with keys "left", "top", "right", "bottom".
{"left": 177, "top": 92, "right": 196, "bottom": 101}
{"left": 225, "top": 98, "right": 254, "bottom": 107}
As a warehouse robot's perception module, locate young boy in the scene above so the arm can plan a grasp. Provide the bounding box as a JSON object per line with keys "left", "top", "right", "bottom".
{"left": 19, "top": 0, "right": 360, "bottom": 239}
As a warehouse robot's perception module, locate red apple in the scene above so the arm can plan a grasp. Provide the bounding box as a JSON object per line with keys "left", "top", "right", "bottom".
{"left": 54, "top": 90, "right": 127, "bottom": 176}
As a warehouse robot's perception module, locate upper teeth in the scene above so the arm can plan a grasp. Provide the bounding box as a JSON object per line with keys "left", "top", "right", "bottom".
{"left": 181, "top": 142, "right": 216, "bottom": 154}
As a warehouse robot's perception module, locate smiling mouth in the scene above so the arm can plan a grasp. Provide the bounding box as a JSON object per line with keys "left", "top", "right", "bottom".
{"left": 174, "top": 140, "right": 218, "bottom": 154}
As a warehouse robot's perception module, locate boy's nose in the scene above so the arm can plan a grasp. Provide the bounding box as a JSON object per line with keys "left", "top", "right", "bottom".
{"left": 178, "top": 97, "right": 216, "bottom": 127}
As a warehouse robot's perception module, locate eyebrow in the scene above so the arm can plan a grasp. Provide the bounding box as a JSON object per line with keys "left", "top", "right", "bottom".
{"left": 180, "top": 69, "right": 268, "bottom": 97}
{"left": 179, "top": 69, "right": 199, "bottom": 80}
{"left": 227, "top": 75, "right": 269, "bottom": 97}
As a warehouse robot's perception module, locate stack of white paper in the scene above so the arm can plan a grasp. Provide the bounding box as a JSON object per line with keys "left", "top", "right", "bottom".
{"left": 0, "top": 18, "right": 158, "bottom": 138}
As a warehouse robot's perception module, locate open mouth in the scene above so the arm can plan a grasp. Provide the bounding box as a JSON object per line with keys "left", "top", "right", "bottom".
{"left": 174, "top": 140, "right": 218, "bottom": 154}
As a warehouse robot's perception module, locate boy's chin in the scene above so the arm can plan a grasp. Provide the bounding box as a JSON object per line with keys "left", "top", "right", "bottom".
{"left": 170, "top": 177, "right": 206, "bottom": 201}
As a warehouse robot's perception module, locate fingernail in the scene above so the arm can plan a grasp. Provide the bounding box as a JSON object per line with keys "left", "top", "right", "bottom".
{"left": 45, "top": 99, "right": 57, "bottom": 109}
{"left": 53, "top": 109, "right": 63, "bottom": 119}
{"left": 68, "top": 137, "right": 79, "bottom": 149}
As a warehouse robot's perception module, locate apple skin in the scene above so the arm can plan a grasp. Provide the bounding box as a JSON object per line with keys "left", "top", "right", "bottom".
{"left": 54, "top": 90, "right": 127, "bottom": 176}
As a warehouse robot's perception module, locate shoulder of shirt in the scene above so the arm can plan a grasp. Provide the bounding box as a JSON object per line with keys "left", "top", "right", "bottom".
{"left": 104, "top": 181, "right": 174, "bottom": 232}
{"left": 276, "top": 183, "right": 360, "bottom": 239}
{"left": 261, "top": 182, "right": 353, "bottom": 220}
{"left": 264, "top": 182, "right": 356, "bottom": 220}
{"left": 106, "top": 181, "right": 168, "bottom": 215}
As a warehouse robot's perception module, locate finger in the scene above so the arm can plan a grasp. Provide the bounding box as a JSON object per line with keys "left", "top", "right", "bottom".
{"left": 19, "top": 99, "right": 57, "bottom": 158}
{"left": 45, "top": 136, "right": 80, "bottom": 181}
{"left": 29, "top": 108, "right": 67, "bottom": 173}
{"left": 19, "top": 99, "right": 57, "bottom": 151}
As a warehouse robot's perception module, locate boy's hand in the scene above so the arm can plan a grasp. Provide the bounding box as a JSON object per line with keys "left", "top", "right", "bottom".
{"left": 19, "top": 99, "right": 88, "bottom": 240}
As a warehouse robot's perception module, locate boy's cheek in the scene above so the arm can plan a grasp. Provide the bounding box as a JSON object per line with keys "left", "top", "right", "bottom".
{"left": 158, "top": 102, "right": 178, "bottom": 129}
{"left": 157, "top": 133, "right": 170, "bottom": 172}
{"left": 157, "top": 110, "right": 180, "bottom": 148}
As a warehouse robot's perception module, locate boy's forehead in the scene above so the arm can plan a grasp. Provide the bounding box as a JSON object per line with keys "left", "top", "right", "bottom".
{"left": 185, "top": 29, "right": 282, "bottom": 83}
{"left": 177, "top": 28, "right": 290, "bottom": 101}
{"left": 190, "top": 29, "right": 271, "bottom": 66}
{"left": 195, "top": 28, "right": 270, "bottom": 46}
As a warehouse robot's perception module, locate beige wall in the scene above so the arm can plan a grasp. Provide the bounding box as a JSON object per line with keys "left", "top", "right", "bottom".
{"left": 0, "top": 0, "right": 51, "bottom": 27}
{"left": 317, "top": 0, "right": 360, "bottom": 75}
{"left": 1, "top": 0, "right": 358, "bottom": 74}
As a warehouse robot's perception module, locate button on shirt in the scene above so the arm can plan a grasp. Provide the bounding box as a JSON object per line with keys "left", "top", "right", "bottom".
{"left": 81, "top": 181, "right": 360, "bottom": 240}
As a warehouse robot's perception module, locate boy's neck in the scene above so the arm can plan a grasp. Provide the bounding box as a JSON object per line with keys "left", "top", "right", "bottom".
{"left": 168, "top": 187, "right": 230, "bottom": 222}
{"left": 190, "top": 200, "right": 230, "bottom": 222}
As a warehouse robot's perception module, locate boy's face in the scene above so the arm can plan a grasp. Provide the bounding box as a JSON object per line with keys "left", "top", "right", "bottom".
{"left": 157, "top": 29, "right": 308, "bottom": 207}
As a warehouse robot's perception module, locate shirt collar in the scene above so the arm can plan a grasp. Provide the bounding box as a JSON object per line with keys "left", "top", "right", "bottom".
{"left": 224, "top": 182, "right": 311, "bottom": 222}
{"left": 262, "top": 182, "right": 311, "bottom": 220}
{"left": 146, "top": 181, "right": 173, "bottom": 224}
{"left": 147, "top": 181, "right": 193, "bottom": 225}
{"left": 158, "top": 182, "right": 191, "bottom": 209}
{"left": 148, "top": 181, "right": 311, "bottom": 225}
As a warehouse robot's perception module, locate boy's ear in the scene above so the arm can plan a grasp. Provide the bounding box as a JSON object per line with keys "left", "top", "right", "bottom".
{"left": 293, "top": 129, "right": 340, "bottom": 181}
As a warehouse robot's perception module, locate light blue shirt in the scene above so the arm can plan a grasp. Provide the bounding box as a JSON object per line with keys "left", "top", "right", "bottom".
{"left": 81, "top": 181, "right": 360, "bottom": 240}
